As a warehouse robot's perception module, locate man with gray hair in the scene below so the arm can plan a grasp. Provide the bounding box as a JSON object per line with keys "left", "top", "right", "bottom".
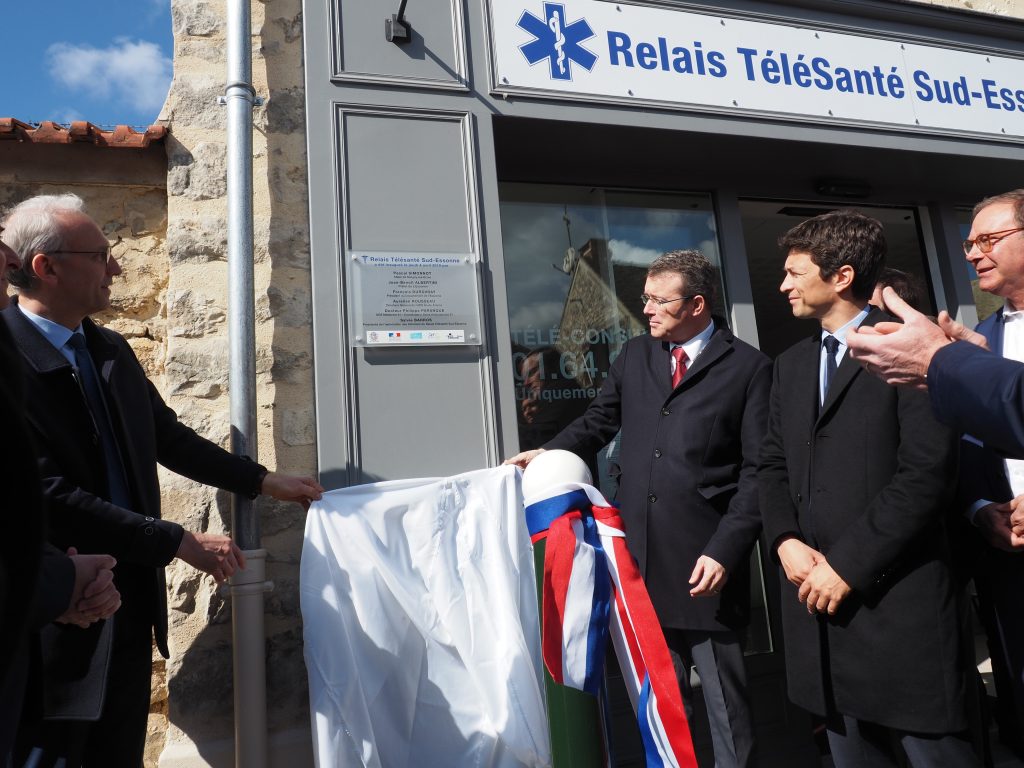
{"left": 1, "top": 193, "right": 324, "bottom": 767}
{"left": 1, "top": 224, "right": 122, "bottom": 765}
{"left": 506, "top": 250, "right": 771, "bottom": 767}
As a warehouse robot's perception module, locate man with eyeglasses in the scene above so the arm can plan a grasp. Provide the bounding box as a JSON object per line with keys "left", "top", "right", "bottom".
{"left": 862, "top": 190, "right": 1024, "bottom": 757}
{"left": 846, "top": 191, "right": 1024, "bottom": 457}
{"left": 0, "top": 194, "right": 325, "bottom": 767}
{"left": 0, "top": 224, "right": 123, "bottom": 765}
{"left": 506, "top": 250, "right": 770, "bottom": 768}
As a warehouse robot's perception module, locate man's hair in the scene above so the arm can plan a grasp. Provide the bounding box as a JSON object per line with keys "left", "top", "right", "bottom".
{"left": 973, "top": 189, "right": 1024, "bottom": 226}
{"left": 876, "top": 267, "right": 924, "bottom": 311}
{"left": 1, "top": 193, "right": 88, "bottom": 290}
{"left": 647, "top": 249, "right": 716, "bottom": 302}
{"left": 778, "top": 209, "right": 886, "bottom": 301}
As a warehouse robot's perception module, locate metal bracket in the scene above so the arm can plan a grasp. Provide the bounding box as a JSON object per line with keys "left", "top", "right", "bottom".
{"left": 218, "top": 82, "right": 265, "bottom": 107}
{"left": 385, "top": 0, "right": 411, "bottom": 44}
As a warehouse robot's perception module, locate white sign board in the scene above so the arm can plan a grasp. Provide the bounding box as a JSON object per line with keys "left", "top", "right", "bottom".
{"left": 489, "top": 0, "right": 1024, "bottom": 141}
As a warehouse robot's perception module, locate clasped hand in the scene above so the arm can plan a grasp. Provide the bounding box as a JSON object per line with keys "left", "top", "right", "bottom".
{"left": 58, "top": 547, "right": 121, "bottom": 628}
{"left": 776, "top": 536, "right": 851, "bottom": 616}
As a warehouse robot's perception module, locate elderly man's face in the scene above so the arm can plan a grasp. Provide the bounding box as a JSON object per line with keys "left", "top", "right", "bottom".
{"left": 0, "top": 226, "right": 19, "bottom": 311}
{"left": 966, "top": 201, "right": 1024, "bottom": 305}
{"left": 47, "top": 212, "right": 122, "bottom": 320}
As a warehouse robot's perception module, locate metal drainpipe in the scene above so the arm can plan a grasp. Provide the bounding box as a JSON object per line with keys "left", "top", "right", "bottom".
{"left": 222, "top": 0, "right": 269, "bottom": 765}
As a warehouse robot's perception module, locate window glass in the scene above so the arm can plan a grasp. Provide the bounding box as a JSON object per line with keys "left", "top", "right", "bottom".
{"left": 499, "top": 183, "right": 721, "bottom": 496}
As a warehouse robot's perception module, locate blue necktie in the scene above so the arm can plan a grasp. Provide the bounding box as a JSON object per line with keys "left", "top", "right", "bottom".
{"left": 822, "top": 334, "right": 840, "bottom": 402}
{"left": 66, "top": 333, "right": 132, "bottom": 508}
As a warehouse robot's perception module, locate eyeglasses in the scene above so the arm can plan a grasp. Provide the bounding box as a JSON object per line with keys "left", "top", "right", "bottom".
{"left": 962, "top": 227, "right": 1024, "bottom": 256}
{"left": 641, "top": 294, "right": 695, "bottom": 307}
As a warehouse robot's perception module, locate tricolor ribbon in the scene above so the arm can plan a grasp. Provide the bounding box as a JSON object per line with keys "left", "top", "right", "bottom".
{"left": 526, "top": 483, "right": 697, "bottom": 768}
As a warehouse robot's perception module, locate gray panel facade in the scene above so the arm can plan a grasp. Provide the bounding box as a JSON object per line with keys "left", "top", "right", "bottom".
{"left": 303, "top": 0, "right": 1024, "bottom": 480}
{"left": 330, "top": 0, "right": 468, "bottom": 87}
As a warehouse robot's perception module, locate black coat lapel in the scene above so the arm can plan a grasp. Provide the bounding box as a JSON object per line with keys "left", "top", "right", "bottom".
{"left": 682, "top": 329, "right": 729, "bottom": 384}
{"left": 794, "top": 333, "right": 821, "bottom": 426}
{"left": 1, "top": 301, "right": 70, "bottom": 374}
{"left": 818, "top": 307, "right": 883, "bottom": 420}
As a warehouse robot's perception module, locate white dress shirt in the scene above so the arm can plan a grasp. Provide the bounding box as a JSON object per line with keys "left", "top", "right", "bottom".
{"left": 670, "top": 319, "right": 715, "bottom": 378}
{"left": 1001, "top": 306, "right": 1024, "bottom": 496}
{"left": 819, "top": 306, "right": 871, "bottom": 406}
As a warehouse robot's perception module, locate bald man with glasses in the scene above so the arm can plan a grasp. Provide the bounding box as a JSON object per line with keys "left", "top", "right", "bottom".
{"left": 849, "top": 189, "right": 1024, "bottom": 757}
{"left": 1, "top": 194, "right": 324, "bottom": 767}
{"left": 506, "top": 249, "right": 771, "bottom": 768}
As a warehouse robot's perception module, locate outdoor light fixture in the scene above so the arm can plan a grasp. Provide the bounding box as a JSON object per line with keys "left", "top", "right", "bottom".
{"left": 386, "top": 0, "right": 411, "bottom": 44}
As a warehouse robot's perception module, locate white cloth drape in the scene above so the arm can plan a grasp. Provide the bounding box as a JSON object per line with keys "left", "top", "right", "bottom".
{"left": 301, "top": 466, "right": 551, "bottom": 768}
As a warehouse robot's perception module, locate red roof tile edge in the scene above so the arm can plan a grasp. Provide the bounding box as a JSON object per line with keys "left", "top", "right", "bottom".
{"left": 0, "top": 118, "right": 167, "bottom": 148}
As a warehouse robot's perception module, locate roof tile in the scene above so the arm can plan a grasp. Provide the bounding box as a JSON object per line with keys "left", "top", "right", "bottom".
{"left": 0, "top": 118, "right": 166, "bottom": 148}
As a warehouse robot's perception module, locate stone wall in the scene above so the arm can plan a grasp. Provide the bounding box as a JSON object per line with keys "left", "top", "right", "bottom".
{"left": 908, "top": 0, "right": 1024, "bottom": 16}
{"left": 159, "top": 0, "right": 314, "bottom": 764}
{"left": 0, "top": 167, "right": 167, "bottom": 371}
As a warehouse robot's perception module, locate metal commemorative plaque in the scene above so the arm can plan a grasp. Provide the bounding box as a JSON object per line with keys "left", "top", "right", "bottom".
{"left": 348, "top": 252, "right": 483, "bottom": 346}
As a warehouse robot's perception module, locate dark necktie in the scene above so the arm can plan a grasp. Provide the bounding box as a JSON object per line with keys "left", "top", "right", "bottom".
{"left": 66, "top": 333, "right": 132, "bottom": 508}
{"left": 671, "top": 346, "right": 688, "bottom": 388}
{"left": 822, "top": 334, "right": 840, "bottom": 401}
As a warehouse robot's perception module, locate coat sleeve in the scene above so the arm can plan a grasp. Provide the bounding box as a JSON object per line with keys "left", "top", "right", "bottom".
{"left": 703, "top": 357, "right": 771, "bottom": 572}
{"left": 826, "top": 386, "right": 958, "bottom": 593}
{"left": 543, "top": 342, "right": 627, "bottom": 458}
{"left": 929, "top": 341, "right": 1024, "bottom": 458}
{"left": 145, "top": 376, "right": 266, "bottom": 496}
{"left": 38, "top": 463, "right": 186, "bottom": 567}
{"left": 30, "top": 544, "right": 76, "bottom": 628}
{"left": 758, "top": 358, "right": 803, "bottom": 553}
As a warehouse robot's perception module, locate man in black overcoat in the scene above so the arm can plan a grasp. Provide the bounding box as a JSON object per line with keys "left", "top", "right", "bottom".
{"left": 0, "top": 227, "right": 120, "bottom": 763}
{"left": 1, "top": 193, "right": 325, "bottom": 767}
{"left": 507, "top": 250, "right": 771, "bottom": 768}
{"left": 758, "top": 209, "right": 978, "bottom": 766}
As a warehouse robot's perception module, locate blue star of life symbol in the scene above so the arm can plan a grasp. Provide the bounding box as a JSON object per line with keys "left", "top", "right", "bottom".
{"left": 517, "top": 2, "right": 597, "bottom": 81}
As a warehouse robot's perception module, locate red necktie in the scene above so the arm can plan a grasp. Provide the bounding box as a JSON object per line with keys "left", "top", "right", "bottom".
{"left": 671, "top": 346, "right": 688, "bottom": 388}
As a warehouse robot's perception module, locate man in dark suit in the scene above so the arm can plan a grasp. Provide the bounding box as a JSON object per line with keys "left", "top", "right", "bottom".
{"left": 946, "top": 190, "right": 1024, "bottom": 756}
{"left": 759, "top": 209, "right": 977, "bottom": 766}
{"left": 1, "top": 227, "right": 121, "bottom": 764}
{"left": 507, "top": 250, "right": 771, "bottom": 768}
{"left": 1, "top": 193, "right": 324, "bottom": 767}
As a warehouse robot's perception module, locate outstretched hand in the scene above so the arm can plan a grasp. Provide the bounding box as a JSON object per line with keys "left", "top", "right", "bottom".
{"left": 261, "top": 471, "right": 325, "bottom": 510}
{"left": 176, "top": 531, "right": 246, "bottom": 583}
{"left": 846, "top": 288, "right": 950, "bottom": 389}
{"left": 503, "top": 448, "right": 546, "bottom": 469}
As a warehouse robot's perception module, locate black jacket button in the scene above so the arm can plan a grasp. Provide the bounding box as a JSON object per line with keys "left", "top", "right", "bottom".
{"left": 661, "top": 408, "right": 670, "bottom": 416}
{"left": 648, "top": 493, "right": 657, "bottom": 503}
{"left": 654, "top": 449, "right": 662, "bottom": 458}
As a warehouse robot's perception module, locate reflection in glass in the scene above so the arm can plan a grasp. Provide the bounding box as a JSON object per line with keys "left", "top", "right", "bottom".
{"left": 500, "top": 183, "right": 773, "bottom": 656}
{"left": 500, "top": 184, "right": 721, "bottom": 489}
